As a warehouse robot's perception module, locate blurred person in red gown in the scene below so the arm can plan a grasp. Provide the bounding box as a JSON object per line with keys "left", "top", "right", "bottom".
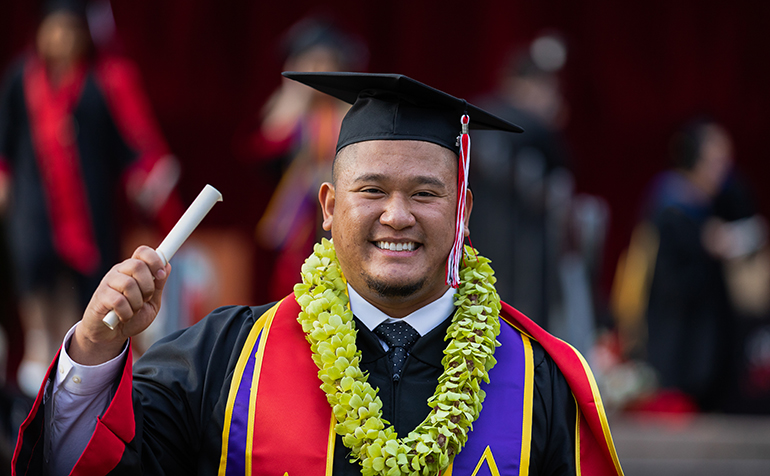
{"left": 234, "top": 16, "right": 367, "bottom": 301}
{"left": 0, "top": 0, "right": 181, "bottom": 396}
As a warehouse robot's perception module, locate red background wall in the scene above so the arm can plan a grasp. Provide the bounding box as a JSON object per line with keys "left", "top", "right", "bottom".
{"left": 3, "top": 0, "right": 770, "bottom": 299}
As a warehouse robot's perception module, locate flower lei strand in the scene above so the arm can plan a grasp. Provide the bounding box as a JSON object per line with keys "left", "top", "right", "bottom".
{"left": 294, "top": 238, "right": 502, "bottom": 476}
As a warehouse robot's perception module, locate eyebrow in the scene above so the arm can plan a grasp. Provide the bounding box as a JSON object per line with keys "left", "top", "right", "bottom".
{"left": 352, "top": 173, "right": 448, "bottom": 189}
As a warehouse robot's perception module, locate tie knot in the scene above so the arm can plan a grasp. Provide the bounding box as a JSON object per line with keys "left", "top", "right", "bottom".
{"left": 374, "top": 321, "right": 420, "bottom": 349}
{"left": 373, "top": 321, "right": 420, "bottom": 381}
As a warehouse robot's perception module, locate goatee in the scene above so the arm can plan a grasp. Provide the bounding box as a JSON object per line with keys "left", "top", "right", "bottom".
{"left": 365, "top": 275, "right": 425, "bottom": 298}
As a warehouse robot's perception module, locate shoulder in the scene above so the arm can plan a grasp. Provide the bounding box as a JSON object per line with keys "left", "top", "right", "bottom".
{"left": 133, "top": 303, "right": 280, "bottom": 407}
{"left": 496, "top": 301, "right": 582, "bottom": 387}
{"left": 1, "top": 57, "right": 28, "bottom": 100}
{"left": 136, "top": 303, "right": 278, "bottom": 369}
{"left": 198, "top": 303, "right": 277, "bottom": 329}
{"left": 496, "top": 304, "right": 563, "bottom": 379}
{"left": 92, "top": 55, "right": 142, "bottom": 87}
{"left": 89, "top": 55, "right": 149, "bottom": 109}
{"left": 172, "top": 302, "right": 276, "bottom": 339}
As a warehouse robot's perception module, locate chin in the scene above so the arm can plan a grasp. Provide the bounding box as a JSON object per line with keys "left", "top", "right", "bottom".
{"left": 364, "top": 275, "right": 426, "bottom": 299}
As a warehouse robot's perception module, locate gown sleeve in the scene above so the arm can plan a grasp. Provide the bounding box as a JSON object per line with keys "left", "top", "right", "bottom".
{"left": 12, "top": 304, "right": 273, "bottom": 476}
{"left": 125, "top": 305, "right": 262, "bottom": 473}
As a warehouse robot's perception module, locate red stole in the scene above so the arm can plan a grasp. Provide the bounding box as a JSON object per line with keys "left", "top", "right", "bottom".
{"left": 218, "top": 299, "right": 334, "bottom": 476}
{"left": 23, "top": 57, "right": 100, "bottom": 274}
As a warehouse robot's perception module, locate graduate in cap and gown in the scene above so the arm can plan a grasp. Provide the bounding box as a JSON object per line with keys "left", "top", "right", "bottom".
{"left": 13, "top": 72, "right": 623, "bottom": 476}
{"left": 0, "top": 0, "right": 181, "bottom": 397}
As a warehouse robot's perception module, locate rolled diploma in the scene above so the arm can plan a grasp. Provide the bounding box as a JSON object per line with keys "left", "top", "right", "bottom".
{"left": 102, "top": 184, "right": 223, "bottom": 330}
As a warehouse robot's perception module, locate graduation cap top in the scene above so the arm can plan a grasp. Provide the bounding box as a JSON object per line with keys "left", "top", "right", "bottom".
{"left": 282, "top": 71, "right": 523, "bottom": 154}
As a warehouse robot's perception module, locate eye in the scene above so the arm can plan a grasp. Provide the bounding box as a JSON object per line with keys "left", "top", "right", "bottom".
{"left": 414, "top": 191, "right": 437, "bottom": 198}
{"left": 360, "top": 188, "right": 384, "bottom": 195}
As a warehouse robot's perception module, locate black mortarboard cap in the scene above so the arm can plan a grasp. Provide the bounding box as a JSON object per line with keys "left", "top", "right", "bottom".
{"left": 282, "top": 72, "right": 523, "bottom": 154}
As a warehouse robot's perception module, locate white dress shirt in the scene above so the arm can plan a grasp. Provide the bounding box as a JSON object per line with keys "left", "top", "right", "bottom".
{"left": 347, "top": 284, "right": 455, "bottom": 348}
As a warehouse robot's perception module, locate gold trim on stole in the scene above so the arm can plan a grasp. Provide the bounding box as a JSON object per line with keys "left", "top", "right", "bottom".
{"left": 574, "top": 397, "right": 581, "bottom": 476}
{"left": 325, "top": 413, "right": 336, "bottom": 476}
{"left": 519, "top": 334, "right": 534, "bottom": 476}
{"left": 218, "top": 300, "right": 283, "bottom": 476}
{"left": 565, "top": 342, "right": 624, "bottom": 476}
{"left": 245, "top": 302, "right": 281, "bottom": 475}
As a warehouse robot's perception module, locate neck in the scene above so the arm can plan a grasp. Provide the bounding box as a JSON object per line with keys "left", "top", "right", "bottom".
{"left": 680, "top": 169, "right": 717, "bottom": 199}
{"left": 351, "top": 283, "right": 452, "bottom": 319}
{"left": 44, "top": 58, "right": 79, "bottom": 89}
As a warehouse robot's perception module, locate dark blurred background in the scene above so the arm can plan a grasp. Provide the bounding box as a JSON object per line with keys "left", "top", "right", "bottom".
{"left": 4, "top": 0, "right": 768, "bottom": 292}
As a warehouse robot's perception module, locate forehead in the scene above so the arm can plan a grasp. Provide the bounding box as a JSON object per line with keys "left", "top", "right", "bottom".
{"left": 334, "top": 140, "right": 458, "bottom": 183}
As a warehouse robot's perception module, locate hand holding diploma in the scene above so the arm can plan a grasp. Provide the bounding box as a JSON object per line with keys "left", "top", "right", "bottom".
{"left": 70, "top": 185, "right": 222, "bottom": 365}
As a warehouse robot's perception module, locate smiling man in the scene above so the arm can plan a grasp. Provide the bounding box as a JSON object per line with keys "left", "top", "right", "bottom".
{"left": 322, "top": 139, "right": 461, "bottom": 316}
{"left": 13, "top": 73, "right": 623, "bottom": 476}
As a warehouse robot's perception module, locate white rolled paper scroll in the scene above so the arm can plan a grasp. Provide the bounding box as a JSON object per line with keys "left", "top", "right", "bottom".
{"left": 102, "top": 184, "right": 223, "bottom": 330}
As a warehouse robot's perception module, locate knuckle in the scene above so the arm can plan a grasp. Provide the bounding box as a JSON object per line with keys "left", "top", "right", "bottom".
{"left": 107, "top": 292, "right": 127, "bottom": 313}
{"left": 124, "top": 258, "right": 145, "bottom": 275}
{"left": 134, "top": 245, "right": 153, "bottom": 256}
{"left": 136, "top": 246, "right": 161, "bottom": 265}
{"left": 112, "top": 272, "right": 134, "bottom": 294}
{"left": 140, "top": 282, "right": 155, "bottom": 300}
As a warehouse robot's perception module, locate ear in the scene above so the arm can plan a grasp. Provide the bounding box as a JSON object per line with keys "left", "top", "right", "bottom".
{"left": 463, "top": 188, "right": 474, "bottom": 237}
{"left": 319, "top": 182, "right": 336, "bottom": 231}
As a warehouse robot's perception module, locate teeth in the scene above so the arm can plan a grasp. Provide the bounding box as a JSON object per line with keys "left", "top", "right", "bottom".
{"left": 377, "top": 241, "right": 416, "bottom": 251}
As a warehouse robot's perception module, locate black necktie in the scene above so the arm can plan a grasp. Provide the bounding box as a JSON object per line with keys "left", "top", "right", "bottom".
{"left": 374, "top": 321, "right": 420, "bottom": 381}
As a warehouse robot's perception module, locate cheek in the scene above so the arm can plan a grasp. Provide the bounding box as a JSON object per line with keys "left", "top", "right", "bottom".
{"left": 423, "top": 206, "right": 459, "bottom": 248}
{"left": 331, "top": 203, "right": 366, "bottom": 249}
{"left": 336, "top": 198, "right": 379, "bottom": 229}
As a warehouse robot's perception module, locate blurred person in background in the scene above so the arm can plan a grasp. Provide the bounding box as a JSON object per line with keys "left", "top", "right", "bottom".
{"left": 471, "top": 34, "right": 607, "bottom": 356}
{"left": 631, "top": 119, "right": 767, "bottom": 412}
{"left": 234, "top": 16, "right": 367, "bottom": 302}
{"left": 0, "top": 0, "right": 181, "bottom": 397}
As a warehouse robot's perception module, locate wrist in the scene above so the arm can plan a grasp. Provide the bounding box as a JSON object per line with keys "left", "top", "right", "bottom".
{"left": 70, "top": 323, "right": 128, "bottom": 366}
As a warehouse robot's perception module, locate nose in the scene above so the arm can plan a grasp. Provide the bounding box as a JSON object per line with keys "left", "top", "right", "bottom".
{"left": 380, "top": 194, "right": 416, "bottom": 230}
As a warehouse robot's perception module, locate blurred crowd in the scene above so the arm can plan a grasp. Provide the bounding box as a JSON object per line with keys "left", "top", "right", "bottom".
{"left": 2, "top": 0, "right": 770, "bottom": 471}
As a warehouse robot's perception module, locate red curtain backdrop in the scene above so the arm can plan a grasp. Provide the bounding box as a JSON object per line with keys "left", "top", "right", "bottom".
{"left": 3, "top": 0, "right": 770, "bottom": 299}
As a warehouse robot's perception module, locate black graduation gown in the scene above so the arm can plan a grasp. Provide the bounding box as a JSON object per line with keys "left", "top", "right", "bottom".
{"left": 646, "top": 205, "right": 732, "bottom": 410}
{"left": 17, "top": 304, "right": 577, "bottom": 475}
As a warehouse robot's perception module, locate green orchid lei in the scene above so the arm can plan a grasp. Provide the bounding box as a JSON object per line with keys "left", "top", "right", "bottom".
{"left": 294, "top": 238, "right": 502, "bottom": 476}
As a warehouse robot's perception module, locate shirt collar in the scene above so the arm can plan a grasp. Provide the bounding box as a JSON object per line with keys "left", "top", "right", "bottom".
{"left": 347, "top": 284, "right": 455, "bottom": 336}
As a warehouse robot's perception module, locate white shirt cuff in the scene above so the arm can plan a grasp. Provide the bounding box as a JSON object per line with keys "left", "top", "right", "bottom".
{"left": 55, "top": 323, "right": 128, "bottom": 396}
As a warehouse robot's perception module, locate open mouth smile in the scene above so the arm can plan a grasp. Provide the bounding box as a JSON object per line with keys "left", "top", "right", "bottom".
{"left": 375, "top": 241, "right": 418, "bottom": 252}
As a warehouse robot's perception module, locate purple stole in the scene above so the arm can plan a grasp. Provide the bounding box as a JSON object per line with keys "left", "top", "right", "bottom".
{"left": 446, "top": 321, "right": 535, "bottom": 476}
{"left": 218, "top": 297, "right": 535, "bottom": 476}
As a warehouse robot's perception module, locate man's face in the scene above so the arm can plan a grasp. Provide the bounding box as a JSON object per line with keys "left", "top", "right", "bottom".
{"left": 37, "top": 12, "right": 88, "bottom": 67}
{"left": 319, "top": 140, "right": 471, "bottom": 318}
{"left": 696, "top": 124, "right": 733, "bottom": 195}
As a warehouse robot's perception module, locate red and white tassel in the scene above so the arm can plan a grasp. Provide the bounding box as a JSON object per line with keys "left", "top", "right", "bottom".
{"left": 446, "top": 114, "right": 471, "bottom": 287}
